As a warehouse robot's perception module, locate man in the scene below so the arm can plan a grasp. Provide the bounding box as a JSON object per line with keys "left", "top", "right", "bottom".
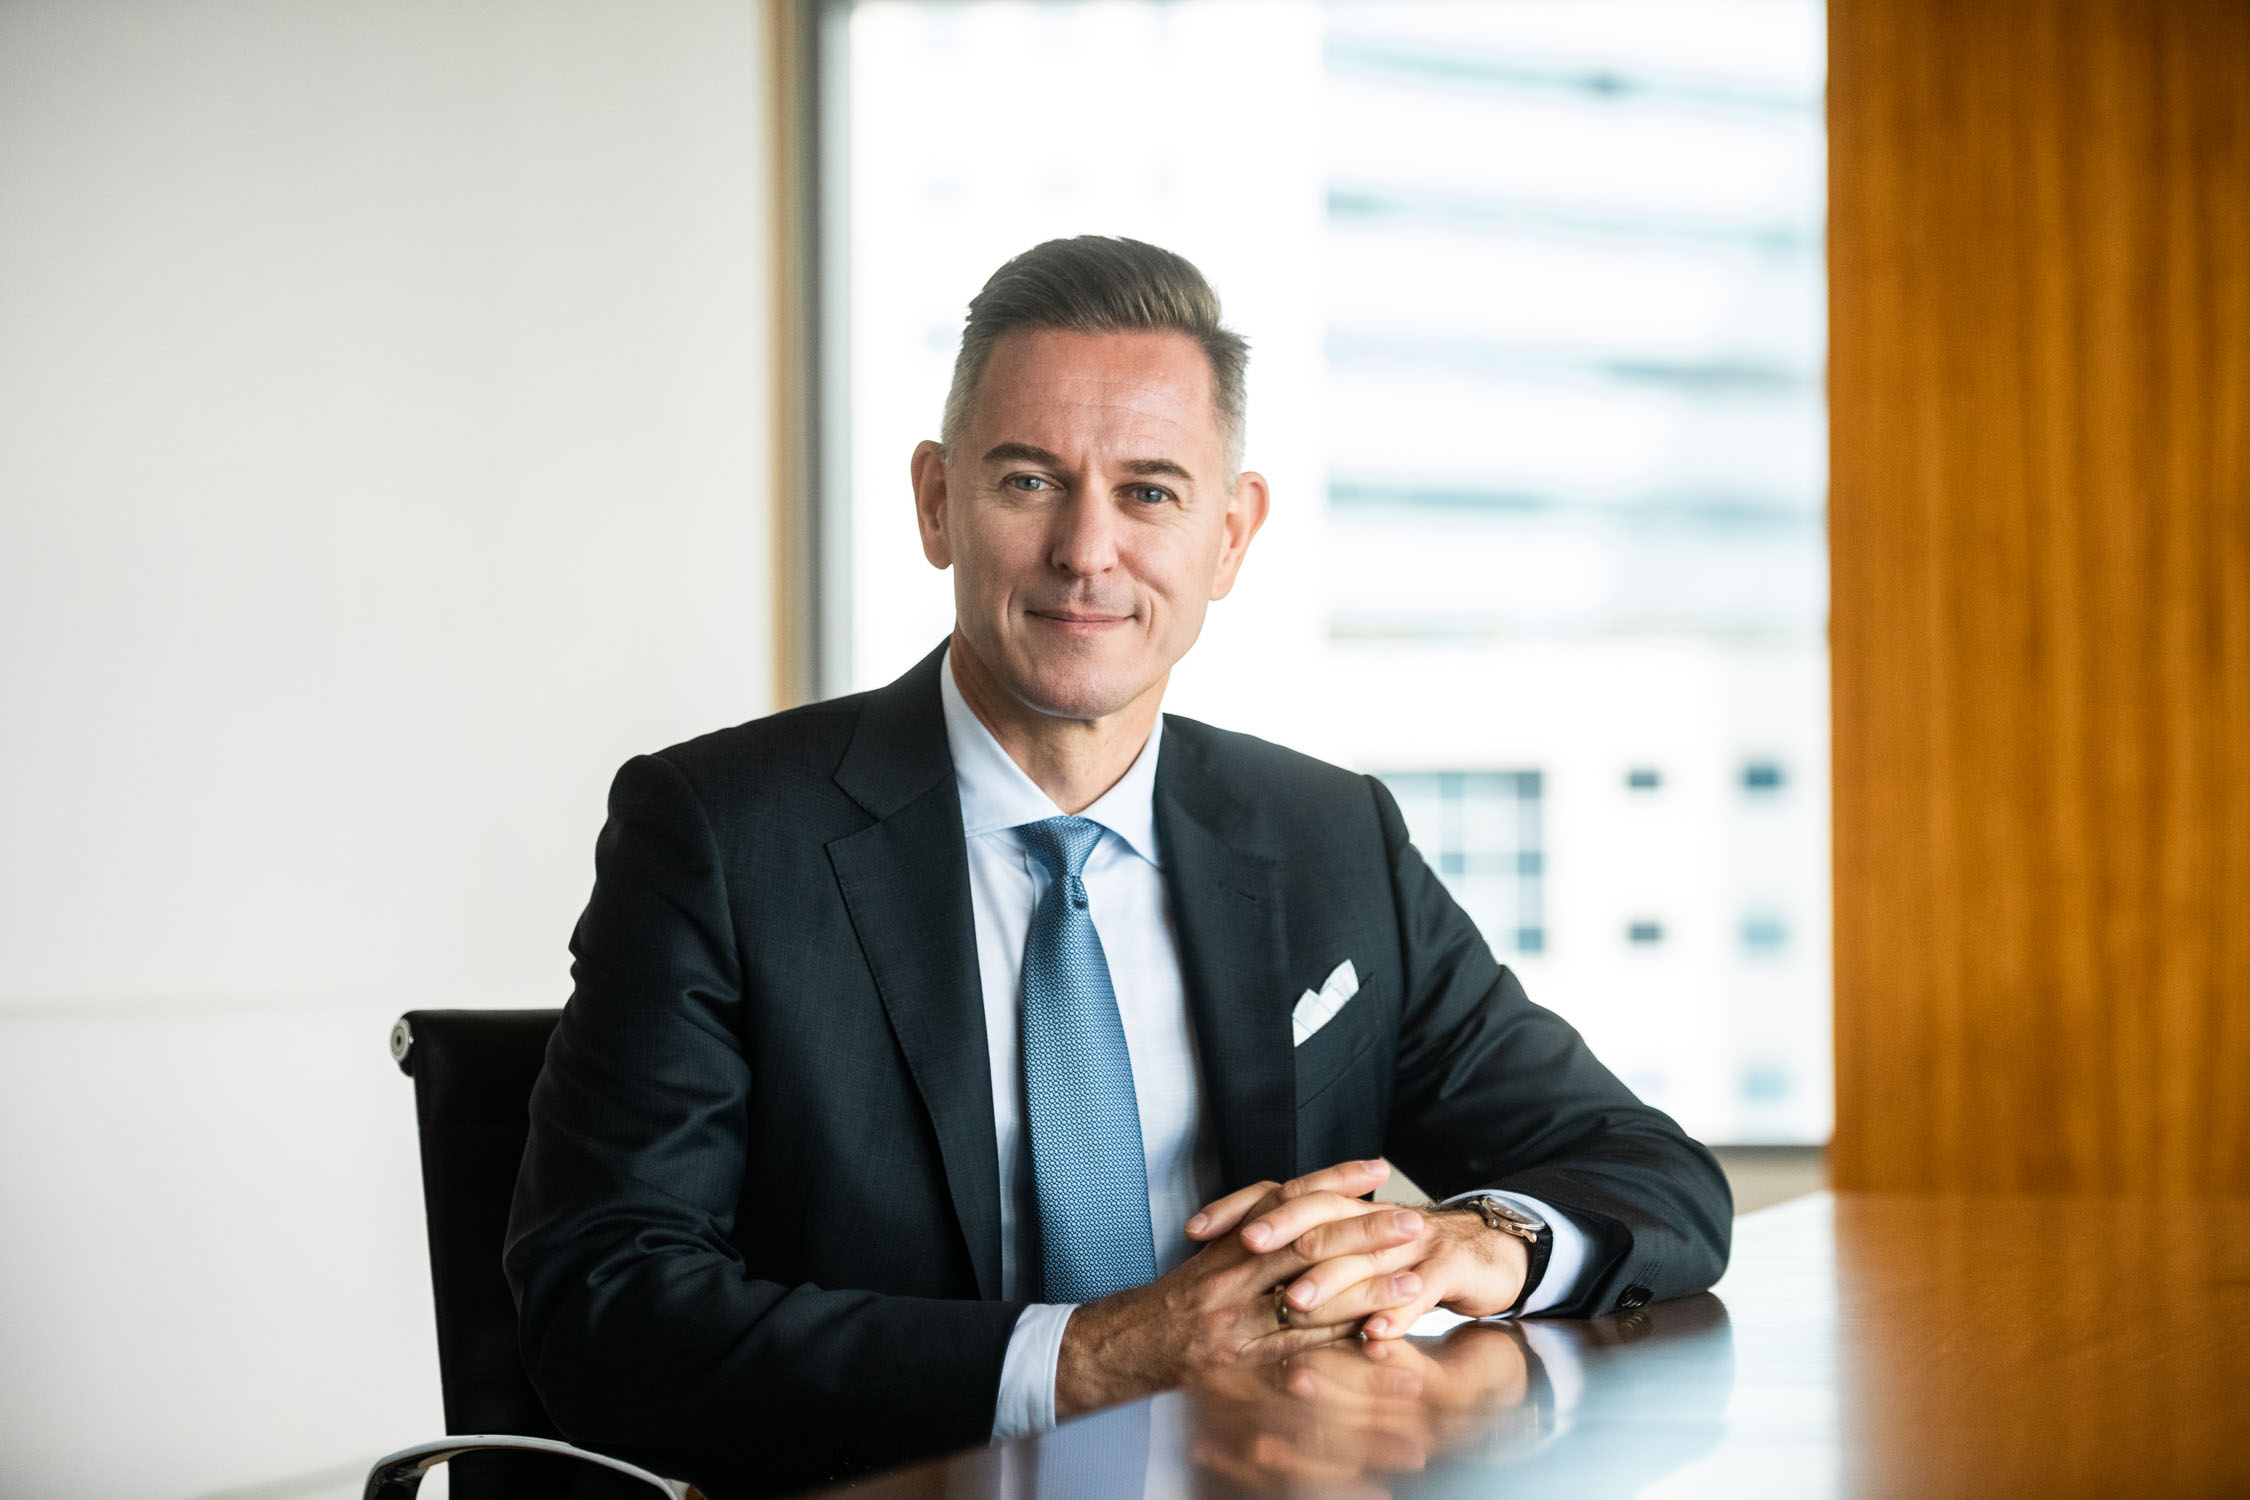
{"left": 506, "top": 236, "right": 1731, "bottom": 1498}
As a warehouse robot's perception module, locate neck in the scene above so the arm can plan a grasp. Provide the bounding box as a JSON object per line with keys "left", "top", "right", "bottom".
{"left": 948, "top": 630, "right": 1162, "bottom": 815}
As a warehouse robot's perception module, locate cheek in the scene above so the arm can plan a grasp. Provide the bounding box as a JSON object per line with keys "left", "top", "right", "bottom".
{"left": 952, "top": 524, "right": 1033, "bottom": 599}
{"left": 1136, "top": 530, "right": 1224, "bottom": 605}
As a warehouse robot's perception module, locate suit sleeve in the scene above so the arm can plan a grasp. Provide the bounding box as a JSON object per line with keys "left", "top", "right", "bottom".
{"left": 504, "top": 753, "right": 1024, "bottom": 1496}
{"left": 1367, "top": 775, "right": 1734, "bottom": 1316}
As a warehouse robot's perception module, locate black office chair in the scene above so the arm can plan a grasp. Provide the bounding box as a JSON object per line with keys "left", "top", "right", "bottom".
{"left": 368, "top": 1009, "right": 677, "bottom": 1500}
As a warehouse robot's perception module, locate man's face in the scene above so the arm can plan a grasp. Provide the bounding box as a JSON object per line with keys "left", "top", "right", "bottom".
{"left": 912, "top": 326, "right": 1267, "bottom": 725}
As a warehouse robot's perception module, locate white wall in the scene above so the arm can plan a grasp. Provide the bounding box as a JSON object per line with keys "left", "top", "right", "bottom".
{"left": 0, "top": 3, "right": 776, "bottom": 1494}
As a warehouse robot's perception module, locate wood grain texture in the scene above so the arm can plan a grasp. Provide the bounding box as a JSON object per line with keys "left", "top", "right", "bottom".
{"left": 767, "top": 0, "right": 817, "bottom": 709}
{"left": 1835, "top": 1195, "right": 2250, "bottom": 1495}
{"left": 813, "top": 1195, "right": 2250, "bottom": 1497}
{"left": 1829, "top": 0, "right": 2250, "bottom": 1192}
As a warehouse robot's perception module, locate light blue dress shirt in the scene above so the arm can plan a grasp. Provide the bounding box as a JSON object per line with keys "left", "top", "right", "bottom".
{"left": 936, "top": 646, "right": 1591, "bottom": 1440}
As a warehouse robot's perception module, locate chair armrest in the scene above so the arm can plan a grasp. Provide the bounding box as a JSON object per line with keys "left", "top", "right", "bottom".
{"left": 362, "top": 1433, "right": 681, "bottom": 1499}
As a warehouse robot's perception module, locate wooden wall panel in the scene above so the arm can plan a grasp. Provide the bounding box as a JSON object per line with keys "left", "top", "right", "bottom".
{"left": 1829, "top": 0, "right": 2250, "bottom": 1193}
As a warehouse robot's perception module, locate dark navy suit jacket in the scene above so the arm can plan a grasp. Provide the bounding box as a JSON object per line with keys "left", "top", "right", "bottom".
{"left": 505, "top": 642, "right": 1732, "bottom": 1496}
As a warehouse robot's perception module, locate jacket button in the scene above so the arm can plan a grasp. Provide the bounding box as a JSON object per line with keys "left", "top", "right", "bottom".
{"left": 1617, "top": 1284, "right": 1651, "bottom": 1310}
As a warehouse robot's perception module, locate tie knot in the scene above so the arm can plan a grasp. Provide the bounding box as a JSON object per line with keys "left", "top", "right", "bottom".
{"left": 1017, "top": 815, "right": 1106, "bottom": 882}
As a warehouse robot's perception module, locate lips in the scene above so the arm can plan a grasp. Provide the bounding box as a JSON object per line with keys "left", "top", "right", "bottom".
{"left": 1026, "top": 603, "right": 1135, "bottom": 626}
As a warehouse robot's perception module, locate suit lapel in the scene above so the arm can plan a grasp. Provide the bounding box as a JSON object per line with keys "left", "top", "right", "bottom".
{"left": 827, "top": 645, "right": 1003, "bottom": 1301}
{"left": 1155, "top": 724, "right": 1296, "bottom": 1192}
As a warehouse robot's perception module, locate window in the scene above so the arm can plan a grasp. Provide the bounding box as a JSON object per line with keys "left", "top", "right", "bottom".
{"left": 1381, "top": 770, "right": 1546, "bottom": 955}
{"left": 831, "top": 0, "right": 1829, "bottom": 1144}
{"left": 1742, "top": 914, "right": 1789, "bottom": 952}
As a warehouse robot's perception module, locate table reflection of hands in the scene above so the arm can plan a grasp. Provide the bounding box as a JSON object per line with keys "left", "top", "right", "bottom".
{"left": 1185, "top": 1323, "right": 1544, "bottom": 1496}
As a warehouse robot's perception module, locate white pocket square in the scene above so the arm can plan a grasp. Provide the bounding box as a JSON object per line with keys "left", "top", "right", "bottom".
{"left": 1292, "top": 959, "right": 1360, "bottom": 1046}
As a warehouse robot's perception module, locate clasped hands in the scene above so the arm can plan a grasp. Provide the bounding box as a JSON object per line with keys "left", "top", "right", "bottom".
{"left": 1055, "top": 1159, "right": 1529, "bottom": 1419}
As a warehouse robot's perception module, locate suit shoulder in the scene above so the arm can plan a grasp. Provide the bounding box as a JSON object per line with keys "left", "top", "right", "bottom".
{"left": 1163, "top": 714, "right": 1380, "bottom": 816}
{"left": 638, "top": 690, "right": 873, "bottom": 807}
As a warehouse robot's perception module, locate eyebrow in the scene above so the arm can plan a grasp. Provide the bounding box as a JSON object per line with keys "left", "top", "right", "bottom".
{"left": 980, "top": 442, "right": 1195, "bottom": 483}
{"left": 1121, "top": 457, "right": 1195, "bottom": 482}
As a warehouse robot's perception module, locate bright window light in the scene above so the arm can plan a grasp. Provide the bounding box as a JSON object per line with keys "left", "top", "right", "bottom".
{"left": 838, "top": 0, "right": 1829, "bottom": 1144}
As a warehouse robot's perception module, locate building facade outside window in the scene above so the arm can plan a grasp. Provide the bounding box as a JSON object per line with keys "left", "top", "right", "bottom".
{"left": 834, "top": 0, "right": 1829, "bottom": 1144}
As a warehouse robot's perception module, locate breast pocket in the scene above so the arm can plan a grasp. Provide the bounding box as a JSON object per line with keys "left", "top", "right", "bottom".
{"left": 1292, "top": 991, "right": 1387, "bottom": 1111}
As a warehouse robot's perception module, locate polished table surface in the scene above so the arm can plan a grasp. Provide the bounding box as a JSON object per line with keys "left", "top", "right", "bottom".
{"left": 813, "top": 1193, "right": 2250, "bottom": 1497}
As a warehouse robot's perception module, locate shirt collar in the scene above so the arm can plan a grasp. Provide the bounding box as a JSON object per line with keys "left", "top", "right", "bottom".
{"left": 939, "top": 641, "right": 1163, "bottom": 867}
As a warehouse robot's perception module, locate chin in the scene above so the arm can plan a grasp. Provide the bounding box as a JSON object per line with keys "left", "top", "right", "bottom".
{"left": 1019, "top": 682, "right": 1136, "bottom": 723}
{"left": 1010, "top": 658, "right": 1145, "bottom": 724}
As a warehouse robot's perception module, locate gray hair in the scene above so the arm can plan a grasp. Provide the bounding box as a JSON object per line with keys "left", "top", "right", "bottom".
{"left": 939, "top": 236, "right": 1250, "bottom": 478}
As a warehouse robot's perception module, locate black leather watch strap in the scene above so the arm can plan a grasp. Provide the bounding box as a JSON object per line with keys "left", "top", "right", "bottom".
{"left": 1454, "top": 1194, "right": 1556, "bottom": 1316}
{"left": 1508, "top": 1222, "right": 1555, "bottom": 1315}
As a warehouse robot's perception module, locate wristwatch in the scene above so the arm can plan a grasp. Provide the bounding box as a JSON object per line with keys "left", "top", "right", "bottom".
{"left": 1456, "top": 1194, "right": 1554, "bottom": 1316}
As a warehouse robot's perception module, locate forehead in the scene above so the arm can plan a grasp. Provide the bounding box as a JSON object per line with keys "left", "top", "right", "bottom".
{"left": 964, "top": 327, "right": 1223, "bottom": 461}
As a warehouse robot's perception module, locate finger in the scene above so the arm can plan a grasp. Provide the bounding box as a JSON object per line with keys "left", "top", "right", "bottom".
{"left": 1289, "top": 1267, "right": 1427, "bottom": 1329}
{"left": 1271, "top": 1156, "right": 1391, "bottom": 1203}
{"left": 1280, "top": 1239, "right": 1426, "bottom": 1322}
{"left": 1361, "top": 1277, "right": 1450, "bottom": 1340}
{"left": 1185, "top": 1179, "right": 1281, "bottom": 1241}
{"left": 1357, "top": 1245, "right": 1469, "bottom": 1340}
{"left": 1243, "top": 1194, "right": 1408, "bottom": 1254}
{"left": 1211, "top": 1224, "right": 1411, "bottom": 1323}
{"left": 1420, "top": 1326, "right": 1530, "bottom": 1411}
{"left": 1221, "top": 1228, "right": 1398, "bottom": 1313}
{"left": 1190, "top": 1159, "right": 1388, "bottom": 1241}
{"left": 1241, "top": 1312, "right": 1365, "bottom": 1364}
{"left": 1286, "top": 1207, "right": 1431, "bottom": 1268}
{"left": 1274, "top": 1367, "right": 1397, "bottom": 1431}
{"left": 1360, "top": 1335, "right": 1443, "bottom": 1377}
{"left": 1280, "top": 1352, "right": 1426, "bottom": 1404}
{"left": 1230, "top": 1282, "right": 1368, "bottom": 1343}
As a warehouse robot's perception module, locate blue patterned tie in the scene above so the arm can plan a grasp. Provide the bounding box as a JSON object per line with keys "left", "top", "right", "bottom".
{"left": 1016, "top": 815, "right": 1158, "bottom": 1304}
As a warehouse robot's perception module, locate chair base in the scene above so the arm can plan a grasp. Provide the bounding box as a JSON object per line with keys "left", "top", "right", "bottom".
{"left": 362, "top": 1433, "right": 680, "bottom": 1500}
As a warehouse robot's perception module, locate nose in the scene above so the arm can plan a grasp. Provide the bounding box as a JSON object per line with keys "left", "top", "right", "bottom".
{"left": 1047, "top": 484, "right": 1121, "bottom": 578}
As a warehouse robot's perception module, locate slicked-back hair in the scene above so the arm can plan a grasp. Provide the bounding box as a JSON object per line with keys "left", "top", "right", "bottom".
{"left": 939, "top": 236, "right": 1250, "bottom": 479}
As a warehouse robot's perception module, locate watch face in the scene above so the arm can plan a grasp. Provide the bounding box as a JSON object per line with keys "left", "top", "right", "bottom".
{"left": 1479, "top": 1196, "right": 1541, "bottom": 1231}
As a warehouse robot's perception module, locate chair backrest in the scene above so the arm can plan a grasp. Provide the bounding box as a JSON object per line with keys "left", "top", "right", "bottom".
{"left": 392, "top": 1008, "right": 571, "bottom": 1494}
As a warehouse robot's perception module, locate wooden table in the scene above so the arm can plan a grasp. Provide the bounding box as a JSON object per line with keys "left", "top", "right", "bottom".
{"left": 817, "top": 1193, "right": 2250, "bottom": 1497}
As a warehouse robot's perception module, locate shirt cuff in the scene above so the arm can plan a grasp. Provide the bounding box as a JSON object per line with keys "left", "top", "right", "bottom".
{"left": 992, "top": 1302, "right": 1077, "bottom": 1440}
{"left": 1437, "top": 1189, "right": 1591, "bottom": 1317}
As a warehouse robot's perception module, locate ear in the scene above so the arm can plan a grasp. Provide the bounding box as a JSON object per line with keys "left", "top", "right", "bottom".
{"left": 1208, "top": 469, "right": 1271, "bottom": 600}
{"left": 911, "top": 440, "right": 952, "bottom": 569}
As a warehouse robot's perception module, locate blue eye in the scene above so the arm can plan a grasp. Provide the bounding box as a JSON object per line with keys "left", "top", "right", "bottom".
{"left": 1131, "top": 485, "right": 1173, "bottom": 505}
{"left": 1007, "top": 474, "right": 1049, "bottom": 492}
